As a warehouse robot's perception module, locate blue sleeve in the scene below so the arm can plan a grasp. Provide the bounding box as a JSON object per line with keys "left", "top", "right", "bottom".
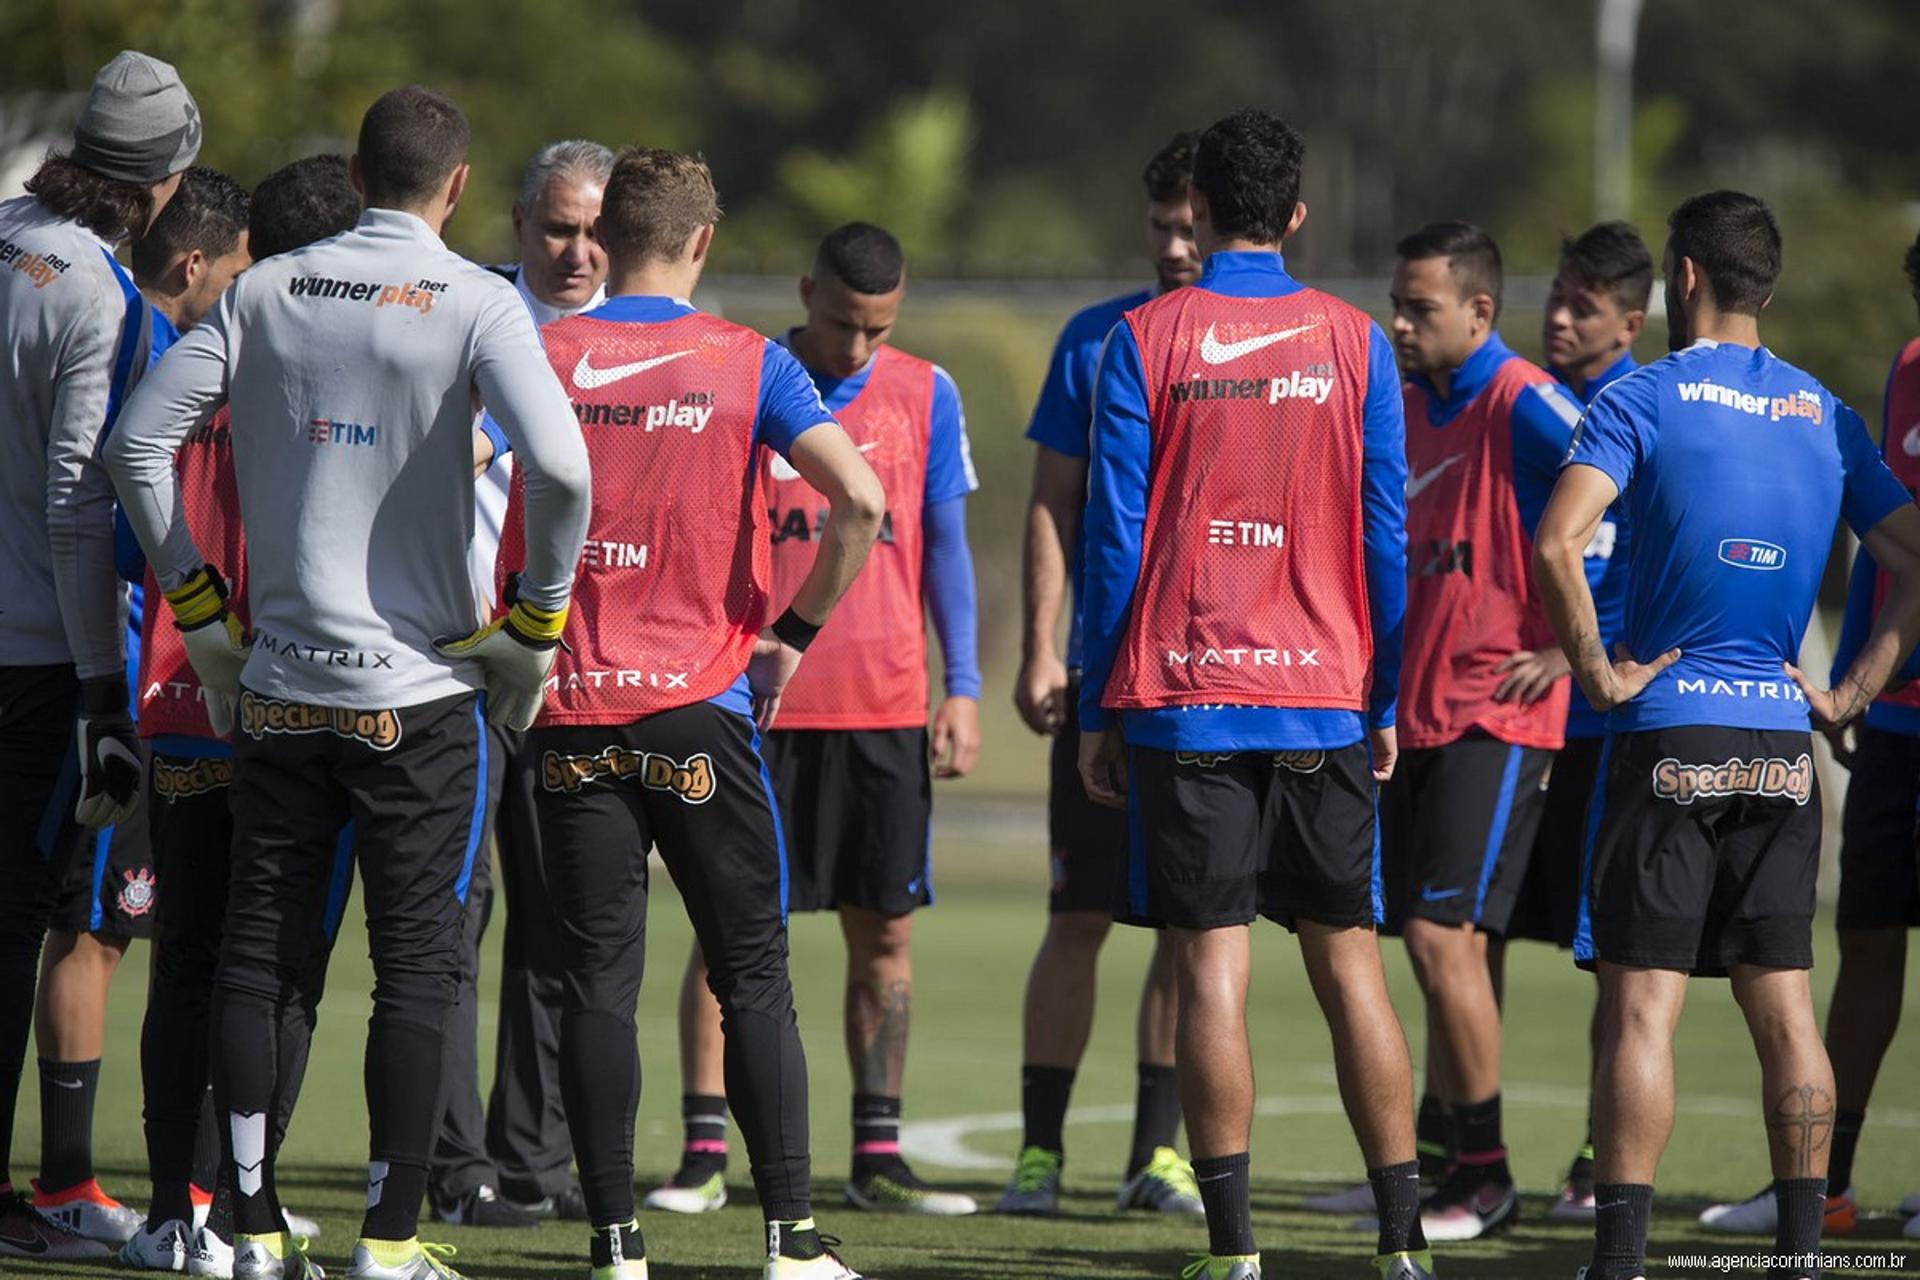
{"left": 114, "top": 505, "right": 147, "bottom": 583}
{"left": 1078, "top": 322, "right": 1151, "bottom": 732}
{"left": 478, "top": 411, "right": 512, "bottom": 465}
{"left": 1836, "top": 402, "right": 1913, "bottom": 536}
{"left": 1024, "top": 313, "right": 1097, "bottom": 459}
{"left": 1362, "top": 325, "right": 1408, "bottom": 728}
{"left": 1830, "top": 545, "right": 1877, "bottom": 685}
{"left": 1509, "top": 380, "right": 1584, "bottom": 536}
{"left": 1563, "top": 371, "right": 1650, "bottom": 498}
{"left": 756, "top": 341, "right": 834, "bottom": 457}
{"left": 924, "top": 366, "right": 978, "bottom": 504}
{"left": 922, "top": 496, "right": 980, "bottom": 699}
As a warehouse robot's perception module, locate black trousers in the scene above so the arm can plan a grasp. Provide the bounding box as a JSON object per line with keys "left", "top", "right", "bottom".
{"left": 530, "top": 700, "right": 811, "bottom": 1226}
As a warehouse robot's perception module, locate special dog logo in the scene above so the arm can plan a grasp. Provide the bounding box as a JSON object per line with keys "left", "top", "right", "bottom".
{"left": 151, "top": 757, "right": 235, "bottom": 800}
{"left": 1650, "top": 754, "right": 1814, "bottom": 807}
{"left": 541, "top": 747, "right": 715, "bottom": 803}
{"left": 116, "top": 868, "right": 157, "bottom": 918}
{"left": 238, "top": 691, "right": 402, "bottom": 751}
{"left": 1272, "top": 749, "right": 1327, "bottom": 774}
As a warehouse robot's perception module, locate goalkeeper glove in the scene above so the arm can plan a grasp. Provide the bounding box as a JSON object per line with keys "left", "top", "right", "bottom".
{"left": 434, "top": 584, "right": 567, "bottom": 731}
{"left": 163, "top": 565, "right": 250, "bottom": 738}
{"left": 75, "top": 675, "right": 141, "bottom": 828}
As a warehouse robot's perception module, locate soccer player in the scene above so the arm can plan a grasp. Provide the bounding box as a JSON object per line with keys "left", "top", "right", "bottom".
{"left": 1079, "top": 106, "right": 1430, "bottom": 1280}
{"left": 496, "top": 146, "right": 881, "bottom": 1280}
{"left": 1536, "top": 189, "right": 1920, "bottom": 1280}
{"left": 1368, "top": 221, "right": 1584, "bottom": 1242}
{"left": 118, "top": 155, "right": 363, "bottom": 1276}
{"left": 24, "top": 166, "right": 249, "bottom": 1257}
{"left": 0, "top": 50, "right": 199, "bottom": 1263}
{"left": 653, "top": 221, "right": 981, "bottom": 1219}
{"left": 1502, "top": 220, "right": 1650, "bottom": 1224}
{"left": 1696, "top": 226, "right": 1920, "bottom": 1244}
{"left": 431, "top": 138, "right": 614, "bottom": 1231}
{"left": 999, "top": 130, "right": 1201, "bottom": 1220}
{"left": 105, "top": 86, "right": 593, "bottom": 1280}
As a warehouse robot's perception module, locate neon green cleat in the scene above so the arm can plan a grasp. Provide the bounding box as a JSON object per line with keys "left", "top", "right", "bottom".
{"left": 1180, "top": 1254, "right": 1260, "bottom": 1279}
{"left": 342, "top": 1238, "right": 464, "bottom": 1279}
{"left": 1117, "top": 1147, "right": 1205, "bottom": 1216}
{"left": 233, "top": 1230, "right": 325, "bottom": 1279}
{"left": 641, "top": 1170, "right": 727, "bottom": 1215}
{"left": 1375, "top": 1248, "right": 1437, "bottom": 1278}
{"left": 995, "top": 1146, "right": 1063, "bottom": 1216}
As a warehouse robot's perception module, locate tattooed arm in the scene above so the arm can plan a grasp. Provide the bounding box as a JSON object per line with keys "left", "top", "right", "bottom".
{"left": 1534, "top": 463, "right": 1680, "bottom": 710}
{"left": 1789, "top": 503, "right": 1920, "bottom": 725}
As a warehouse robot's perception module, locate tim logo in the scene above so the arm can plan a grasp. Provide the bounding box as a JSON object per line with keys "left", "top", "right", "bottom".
{"left": 1206, "top": 519, "right": 1285, "bottom": 548}
{"left": 541, "top": 747, "right": 715, "bottom": 802}
{"left": 1718, "top": 538, "right": 1785, "bottom": 570}
{"left": 308, "top": 418, "right": 379, "bottom": 447}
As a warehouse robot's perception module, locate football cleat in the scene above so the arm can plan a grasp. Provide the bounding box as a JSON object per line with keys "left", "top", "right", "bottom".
{"left": 342, "top": 1237, "right": 464, "bottom": 1278}
{"left": 1117, "top": 1147, "right": 1205, "bottom": 1216}
{"left": 32, "top": 1176, "right": 143, "bottom": 1245}
{"left": 1548, "top": 1178, "right": 1597, "bottom": 1223}
{"left": 764, "top": 1220, "right": 865, "bottom": 1279}
{"left": 188, "top": 1223, "right": 235, "bottom": 1277}
{"left": 1179, "top": 1254, "right": 1261, "bottom": 1279}
{"left": 1302, "top": 1181, "right": 1377, "bottom": 1215}
{"left": 640, "top": 1169, "right": 727, "bottom": 1214}
{"left": 0, "top": 1183, "right": 110, "bottom": 1258}
{"left": 122, "top": 1217, "right": 193, "bottom": 1270}
{"left": 1375, "top": 1250, "right": 1436, "bottom": 1279}
{"left": 191, "top": 1183, "right": 214, "bottom": 1230}
{"left": 591, "top": 1264, "right": 649, "bottom": 1279}
{"left": 1420, "top": 1171, "right": 1519, "bottom": 1242}
{"left": 1696, "top": 1184, "right": 1855, "bottom": 1236}
{"left": 588, "top": 1219, "right": 647, "bottom": 1278}
{"left": 844, "top": 1162, "right": 977, "bottom": 1216}
{"left": 233, "top": 1230, "right": 324, "bottom": 1278}
{"left": 502, "top": 1181, "right": 590, "bottom": 1221}
{"left": 432, "top": 1183, "right": 540, "bottom": 1228}
{"left": 995, "top": 1146, "right": 1063, "bottom": 1216}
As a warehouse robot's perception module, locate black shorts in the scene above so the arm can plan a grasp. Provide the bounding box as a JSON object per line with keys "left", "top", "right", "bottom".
{"left": 1835, "top": 725, "right": 1920, "bottom": 931}
{"left": 52, "top": 739, "right": 156, "bottom": 937}
{"left": 0, "top": 664, "right": 90, "bottom": 952}
{"left": 1048, "top": 680, "right": 1131, "bottom": 915}
{"left": 763, "top": 727, "right": 932, "bottom": 916}
{"left": 1124, "top": 743, "right": 1378, "bottom": 931}
{"left": 1576, "top": 727, "right": 1821, "bottom": 975}
{"left": 1506, "top": 736, "right": 1606, "bottom": 948}
{"left": 223, "top": 688, "right": 490, "bottom": 1001}
{"left": 1379, "top": 735, "right": 1552, "bottom": 935}
{"left": 529, "top": 700, "right": 790, "bottom": 1017}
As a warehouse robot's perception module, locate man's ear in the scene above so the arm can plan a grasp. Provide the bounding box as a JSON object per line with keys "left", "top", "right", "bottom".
{"left": 443, "top": 162, "right": 471, "bottom": 213}
{"left": 1621, "top": 307, "right": 1647, "bottom": 344}
{"left": 179, "top": 247, "right": 206, "bottom": 294}
{"left": 1284, "top": 201, "right": 1307, "bottom": 239}
{"left": 1472, "top": 290, "right": 1498, "bottom": 331}
{"left": 799, "top": 274, "right": 814, "bottom": 309}
{"left": 687, "top": 222, "right": 714, "bottom": 266}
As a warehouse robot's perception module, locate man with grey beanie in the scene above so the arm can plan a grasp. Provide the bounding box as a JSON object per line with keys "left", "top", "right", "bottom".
{"left": 0, "top": 49, "right": 200, "bottom": 1263}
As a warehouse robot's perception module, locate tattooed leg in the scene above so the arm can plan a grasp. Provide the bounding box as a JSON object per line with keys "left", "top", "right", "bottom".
{"left": 841, "top": 906, "right": 914, "bottom": 1095}
{"left": 1731, "top": 964, "right": 1835, "bottom": 1180}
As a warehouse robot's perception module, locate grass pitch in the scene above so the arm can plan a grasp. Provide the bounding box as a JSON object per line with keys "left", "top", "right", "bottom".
{"left": 14, "top": 796, "right": 1920, "bottom": 1278}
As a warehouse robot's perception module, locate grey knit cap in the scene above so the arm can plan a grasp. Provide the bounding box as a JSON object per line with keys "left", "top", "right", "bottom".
{"left": 69, "top": 51, "right": 202, "bottom": 184}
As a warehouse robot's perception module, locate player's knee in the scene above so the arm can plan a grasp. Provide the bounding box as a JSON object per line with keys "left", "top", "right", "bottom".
{"left": 1403, "top": 918, "right": 1469, "bottom": 981}
{"left": 1835, "top": 925, "right": 1906, "bottom": 974}
{"left": 1045, "top": 911, "right": 1111, "bottom": 956}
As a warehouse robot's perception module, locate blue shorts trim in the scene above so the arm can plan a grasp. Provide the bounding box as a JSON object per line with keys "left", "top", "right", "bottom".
{"left": 1471, "top": 744, "right": 1525, "bottom": 922}
{"left": 1572, "top": 734, "right": 1614, "bottom": 963}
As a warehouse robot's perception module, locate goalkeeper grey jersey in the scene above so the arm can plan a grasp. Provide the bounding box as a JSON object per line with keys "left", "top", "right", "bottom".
{"left": 0, "top": 195, "right": 146, "bottom": 679}
{"left": 107, "top": 208, "right": 591, "bottom": 710}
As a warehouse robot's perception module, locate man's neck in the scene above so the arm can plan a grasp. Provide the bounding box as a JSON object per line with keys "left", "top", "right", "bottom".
{"left": 1556, "top": 345, "right": 1625, "bottom": 397}
{"left": 785, "top": 324, "right": 858, "bottom": 378}
{"left": 607, "top": 261, "right": 698, "bottom": 301}
{"left": 1427, "top": 330, "right": 1493, "bottom": 400}
{"left": 369, "top": 200, "right": 446, "bottom": 235}
{"left": 1209, "top": 237, "right": 1281, "bottom": 257}
{"left": 1688, "top": 309, "right": 1762, "bottom": 349}
{"left": 140, "top": 289, "right": 186, "bottom": 330}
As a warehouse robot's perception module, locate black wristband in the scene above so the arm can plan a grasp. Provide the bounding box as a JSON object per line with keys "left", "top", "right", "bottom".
{"left": 770, "top": 606, "right": 822, "bottom": 653}
{"left": 79, "top": 674, "right": 128, "bottom": 717}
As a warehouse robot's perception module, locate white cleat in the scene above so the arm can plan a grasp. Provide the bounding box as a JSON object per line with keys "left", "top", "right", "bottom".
{"left": 640, "top": 1171, "right": 727, "bottom": 1215}
{"left": 764, "top": 1220, "right": 865, "bottom": 1279}
{"left": 233, "top": 1230, "right": 325, "bottom": 1278}
{"left": 342, "top": 1238, "right": 464, "bottom": 1278}
{"left": 1697, "top": 1185, "right": 1775, "bottom": 1234}
{"left": 1301, "top": 1181, "right": 1375, "bottom": 1214}
{"left": 121, "top": 1218, "right": 193, "bottom": 1270}
{"left": 31, "top": 1177, "right": 143, "bottom": 1245}
{"left": 188, "top": 1224, "right": 236, "bottom": 1277}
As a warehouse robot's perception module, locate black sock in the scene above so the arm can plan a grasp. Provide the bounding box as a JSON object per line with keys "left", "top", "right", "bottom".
{"left": 1589, "top": 1182, "right": 1653, "bottom": 1280}
{"left": 1570, "top": 1097, "right": 1596, "bottom": 1181}
{"left": 1773, "top": 1177, "right": 1827, "bottom": 1275}
{"left": 1827, "top": 1110, "right": 1864, "bottom": 1192}
{"left": 588, "top": 1219, "right": 645, "bottom": 1268}
{"left": 1415, "top": 1092, "right": 1450, "bottom": 1180}
{"left": 1193, "top": 1152, "right": 1255, "bottom": 1258}
{"left": 38, "top": 1058, "right": 100, "bottom": 1192}
{"left": 851, "top": 1093, "right": 903, "bottom": 1179}
{"left": 1368, "top": 1160, "right": 1428, "bottom": 1256}
{"left": 1020, "top": 1065, "right": 1075, "bottom": 1155}
{"left": 363, "top": 1160, "right": 428, "bottom": 1241}
{"left": 679, "top": 1092, "right": 729, "bottom": 1175}
{"left": 191, "top": 1091, "right": 220, "bottom": 1194}
{"left": 1126, "top": 1062, "right": 1181, "bottom": 1178}
{"left": 1452, "top": 1093, "right": 1510, "bottom": 1184}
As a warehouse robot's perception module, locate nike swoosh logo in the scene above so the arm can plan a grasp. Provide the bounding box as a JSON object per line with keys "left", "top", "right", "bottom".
{"left": 1405, "top": 454, "right": 1465, "bottom": 501}
{"left": 570, "top": 349, "right": 692, "bottom": 390}
{"left": 50, "top": 1077, "right": 84, "bottom": 1089}
{"left": 1197, "top": 322, "right": 1320, "bottom": 365}
{"left": 1903, "top": 424, "right": 1920, "bottom": 458}
{"left": 1419, "top": 885, "right": 1464, "bottom": 902}
{"left": 770, "top": 440, "right": 876, "bottom": 482}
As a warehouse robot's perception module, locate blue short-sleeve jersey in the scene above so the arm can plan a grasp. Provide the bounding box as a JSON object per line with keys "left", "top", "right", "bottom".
{"left": 1557, "top": 352, "right": 1638, "bottom": 738}
{"left": 1565, "top": 339, "right": 1911, "bottom": 732}
{"left": 1025, "top": 289, "right": 1152, "bottom": 669}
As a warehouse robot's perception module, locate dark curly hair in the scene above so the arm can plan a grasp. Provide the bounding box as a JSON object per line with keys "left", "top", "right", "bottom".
{"left": 23, "top": 152, "right": 155, "bottom": 244}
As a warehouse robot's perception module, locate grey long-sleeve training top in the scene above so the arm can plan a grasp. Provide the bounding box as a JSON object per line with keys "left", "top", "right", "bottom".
{"left": 106, "top": 207, "right": 591, "bottom": 711}
{"left": 0, "top": 195, "right": 148, "bottom": 680}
